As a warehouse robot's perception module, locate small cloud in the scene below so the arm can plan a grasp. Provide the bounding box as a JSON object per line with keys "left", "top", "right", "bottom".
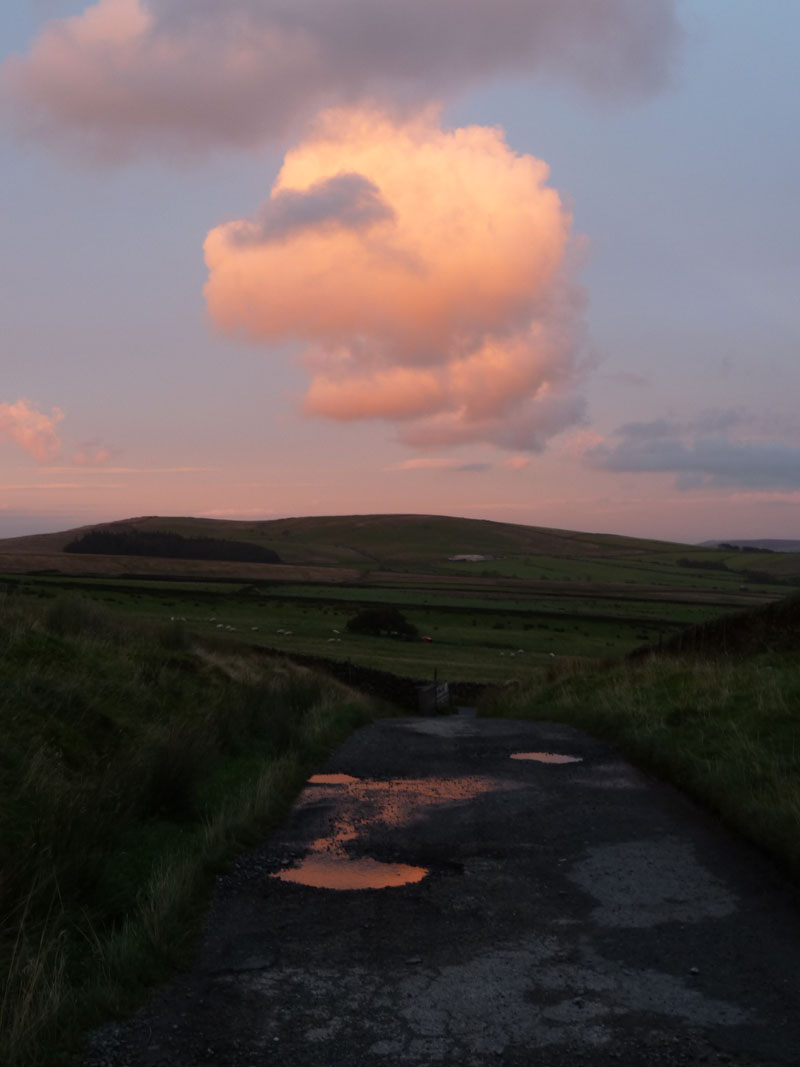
{"left": 557, "top": 429, "right": 606, "bottom": 459}
{"left": 0, "top": 398, "right": 63, "bottom": 463}
{"left": 585, "top": 413, "right": 800, "bottom": 490}
{"left": 503, "top": 455, "right": 531, "bottom": 470}
{"left": 456, "top": 462, "right": 491, "bottom": 473}
{"left": 71, "top": 439, "right": 117, "bottom": 467}
{"left": 385, "top": 457, "right": 461, "bottom": 471}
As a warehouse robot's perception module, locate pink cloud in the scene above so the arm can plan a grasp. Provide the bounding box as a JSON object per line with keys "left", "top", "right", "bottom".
{"left": 0, "top": 0, "right": 682, "bottom": 161}
{"left": 204, "top": 107, "right": 587, "bottom": 452}
{"left": 71, "top": 439, "right": 116, "bottom": 466}
{"left": 0, "top": 398, "right": 64, "bottom": 463}
{"left": 386, "top": 458, "right": 462, "bottom": 471}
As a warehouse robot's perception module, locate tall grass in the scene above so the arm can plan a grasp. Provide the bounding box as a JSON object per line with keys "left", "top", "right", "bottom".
{"left": 0, "top": 594, "right": 374, "bottom": 1066}
{"left": 481, "top": 650, "right": 800, "bottom": 879}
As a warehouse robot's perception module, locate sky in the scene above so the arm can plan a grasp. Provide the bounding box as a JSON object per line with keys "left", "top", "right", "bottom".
{"left": 1, "top": 0, "right": 798, "bottom": 544}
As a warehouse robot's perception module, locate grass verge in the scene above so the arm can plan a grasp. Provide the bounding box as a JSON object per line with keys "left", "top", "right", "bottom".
{"left": 481, "top": 648, "right": 800, "bottom": 880}
{"left": 0, "top": 593, "right": 375, "bottom": 1066}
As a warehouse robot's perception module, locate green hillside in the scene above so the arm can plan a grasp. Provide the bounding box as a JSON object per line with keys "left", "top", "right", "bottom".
{"left": 0, "top": 594, "right": 373, "bottom": 1067}
{"left": 483, "top": 593, "right": 800, "bottom": 881}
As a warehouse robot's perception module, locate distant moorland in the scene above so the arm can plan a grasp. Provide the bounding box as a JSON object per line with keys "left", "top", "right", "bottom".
{"left": 1, "top": 513, "right": 797, "bottom": 683}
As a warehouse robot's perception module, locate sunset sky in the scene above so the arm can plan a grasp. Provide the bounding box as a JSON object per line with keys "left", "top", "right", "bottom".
{"left": 2, "top": 1, "right": 798, "bottom": 543}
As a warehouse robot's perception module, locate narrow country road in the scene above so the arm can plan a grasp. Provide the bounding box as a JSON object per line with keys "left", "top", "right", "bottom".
{"left": 88, "top": 716, "right": 800, "bottom": 1066}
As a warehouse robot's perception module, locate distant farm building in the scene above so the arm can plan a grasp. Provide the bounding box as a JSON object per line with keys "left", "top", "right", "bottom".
{"left": 447, "top": 554, "right": 494, "bottom": 562}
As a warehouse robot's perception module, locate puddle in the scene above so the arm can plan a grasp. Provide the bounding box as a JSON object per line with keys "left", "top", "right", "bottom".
{"left": 273, "top": 855, "right": 428, "bottom": 890}
{"left": 308, "top": 774, "right": 360, "bottom": 785}
{"left": 511, "top": 752, "right": 583, "bottom": 764}
{"left": 272, "top": 775, "right": 517, "bottom": 891}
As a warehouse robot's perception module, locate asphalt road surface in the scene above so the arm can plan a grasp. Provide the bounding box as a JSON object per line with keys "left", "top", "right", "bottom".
{"left": 88, "top": 716, "right": 800, "bottom": 1066}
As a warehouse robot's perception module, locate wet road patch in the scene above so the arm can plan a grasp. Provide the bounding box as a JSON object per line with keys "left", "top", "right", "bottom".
{"left": 510, "top": 752, "right": 582, "bottom": 764}
{"left": 271, "top": 774, "right": 512, "bottom": 891}
{"left": 307, "top": 773, "right": 360, "bottom": 785}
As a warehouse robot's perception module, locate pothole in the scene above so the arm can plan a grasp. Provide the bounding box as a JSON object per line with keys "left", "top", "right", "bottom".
{"left": 510, "top": 752, "right": 582, "bottom": 764}
{"left": 308, "top": 773, "right": 360, "bottom": 785}
{"left": 272, "top": 855, "right": 428, "bottom": 890}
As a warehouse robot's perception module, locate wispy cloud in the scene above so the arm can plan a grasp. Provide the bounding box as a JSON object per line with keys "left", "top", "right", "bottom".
{"left": 0, "top": 482, "right": 123, "bottom": 491}
{"left": 604, "top": 370, "right": 651, "bottom": 388}
{"left": 385, "top": 457, "right": 491, "bottom": 472}
{"left": 585, "top": 411, "right": 800, "bottom": 490}
{"left": 503, "top": 455, "right": 531, "bottom": 470}
{"left": 71, "top": 439, "right": 117, "bottom": 467}
{"left": 47, "top": 465, "right": 217, "bottom": 474}
{"left": 386, "top": 458, "right": 462, "bottom": 471}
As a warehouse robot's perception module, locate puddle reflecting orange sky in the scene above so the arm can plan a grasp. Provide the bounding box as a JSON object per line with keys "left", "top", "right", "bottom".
{"left": 510, "top": 752, "right": 582, "bottom": 764}
{"left": 308, "top": 773, "right": 361, "bottom": 785}
{"left": 273, "top": 855, "right": 428, "bottom": 890}
{"left": 272, "top": 775, "right": 514, "bottom": 891}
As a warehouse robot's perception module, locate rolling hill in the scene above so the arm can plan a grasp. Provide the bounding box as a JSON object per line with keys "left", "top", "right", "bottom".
{"left": 0, "top": 512, "right": 713, "bottom": 567}
{"left": 2, "top": 514, "right": 799, "bottom": 586}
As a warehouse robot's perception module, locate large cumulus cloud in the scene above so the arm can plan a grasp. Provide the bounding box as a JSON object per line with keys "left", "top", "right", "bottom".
{"left": 1, "top": 0, "right": 681, "bottom": 160}
{"left": 204, "top": 107, "right": 586, "bottom": 451}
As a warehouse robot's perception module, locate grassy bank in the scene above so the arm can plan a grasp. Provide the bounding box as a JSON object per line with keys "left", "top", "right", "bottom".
{"left": 481, "top": 604, "right": 800, "bottom": 880}
{"left": 0, "top": 593, "right": 374, "bottom": 1066}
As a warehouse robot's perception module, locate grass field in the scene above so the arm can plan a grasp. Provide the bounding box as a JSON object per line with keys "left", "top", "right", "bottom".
{"left": 481, "top": 595, "right": 800, "bottom": 882}
{"left": 0, "top": 571, "right": 770, "bottom": 682}
{"left": 0, "top": 593, "right": 376, "bottom": 1067}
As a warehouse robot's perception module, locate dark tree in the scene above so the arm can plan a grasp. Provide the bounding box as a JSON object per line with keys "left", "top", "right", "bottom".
{"left": 346, "top": 606, "right": 419, "bottom": 640}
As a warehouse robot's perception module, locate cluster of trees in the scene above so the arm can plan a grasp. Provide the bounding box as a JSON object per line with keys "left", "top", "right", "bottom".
{"left": 678, "top": 557, "right": 730, "bottom": 573}
{"left": 718, "top": 543, "right": 774, "bottom": 553}
{"left": 346, "top": 606, "right": 419, "bottom": 640}
{"left": 64, "top": 529, "right": 282, "bottom": 564}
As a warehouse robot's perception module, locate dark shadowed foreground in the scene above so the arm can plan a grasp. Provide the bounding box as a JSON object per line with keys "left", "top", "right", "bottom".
{"left": 88, "top": 718, "right": 800, "bottom": 1066}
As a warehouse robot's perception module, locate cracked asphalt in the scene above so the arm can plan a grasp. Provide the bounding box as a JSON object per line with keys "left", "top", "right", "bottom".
{"left": 88, "top": 716, "right": 800, "bottom": 1066}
